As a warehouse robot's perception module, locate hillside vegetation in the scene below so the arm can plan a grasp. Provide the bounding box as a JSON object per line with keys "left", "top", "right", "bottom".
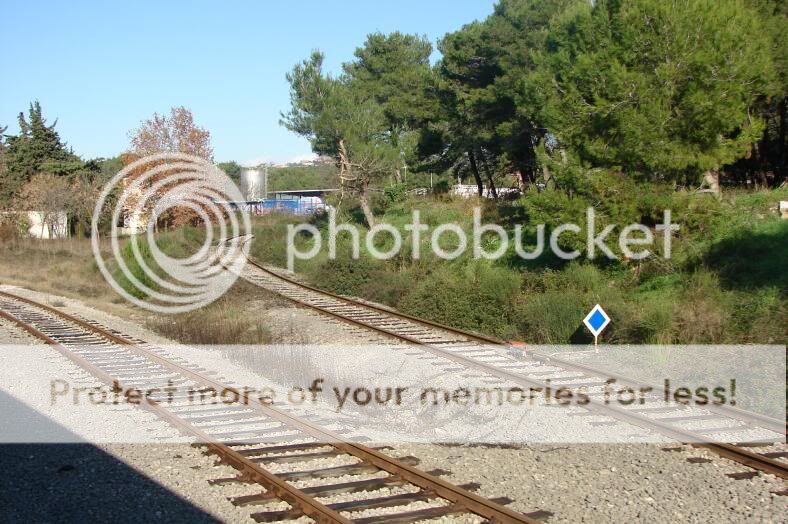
{"left": 248, "top": 186, "right": 787, "bottom": 345}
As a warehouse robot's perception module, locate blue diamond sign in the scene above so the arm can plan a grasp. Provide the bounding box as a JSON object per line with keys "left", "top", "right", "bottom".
{"left": 583, "top": 304, "right": 611, "bottom": 338}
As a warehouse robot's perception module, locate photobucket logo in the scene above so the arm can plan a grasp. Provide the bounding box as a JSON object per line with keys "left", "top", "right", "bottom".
{"left": 91, "top": 153, "right": 251, "bottom": 313}
{"left": 287, "top": 208, "right": 678, "bottom": 271}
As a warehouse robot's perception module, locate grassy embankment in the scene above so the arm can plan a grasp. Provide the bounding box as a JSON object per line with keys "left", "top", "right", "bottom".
{"left": 0, "top": 227, "right": 273, "bottom": 344}
{"left": 248, "top": 184, "right": 787, "bottom": 345}
{"left": 2, "top": 185, "right": 784, "bottom": 346}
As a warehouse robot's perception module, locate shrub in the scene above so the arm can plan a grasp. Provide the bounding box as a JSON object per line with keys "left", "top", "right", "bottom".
{"left": 113, "top": 227, "right": 206, "bottom": 300}
{"left": 674, "top": 270, "right": 731, "bottom": 344}
{"left": 250, "top": 216, "right": 308, "bottom": 268}
{"left": 399, "top": 264, "right": 520, "bottom": 338}
{"left": 307, "top": 256, "right": 380, "bottom": 296}
{"left": 383, "top": 183, "right": 408, "bottom": 206}
{"left": 515, "top": 289, "right": 590, "bottom": 343}
{"left": 358, "top": 268, "right": 413, "bottom": 306}
{"left": 244, "top": 186, "right": 786, "bottom": 345}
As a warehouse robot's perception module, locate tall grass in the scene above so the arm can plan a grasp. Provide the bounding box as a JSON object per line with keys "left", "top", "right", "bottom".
{"left": 0, "top": 236, "right": 120, "bottom": 302}
{"left": 114, "top": 226, "right": 207, "bottom": 301}
{"left": 146, "top": 295, "right": 271, "bottom": 344}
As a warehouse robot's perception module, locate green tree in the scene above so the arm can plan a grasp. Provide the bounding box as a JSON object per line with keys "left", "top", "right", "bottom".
{"left": 218, "top": 161, "right": 242, "bottom": 185}
{"left": 282, "top": 45, "right": 420, "bottom": 226}
{"left": 529, "top": 0, "right": 775, "bottom": 193}
{"left": 740, "top": 0, "right": 787, "bottom": 185}
{"left": 1, "top": 101, "right": 81, "bottom": 204}
{"left": 420, "top": 0, "right": 577, "bottom": 194}
{"left": 344, "top": 32, "right": 435, "bottom": 184}
{"left": 268, "top": 163, "right": 337, "bottom": 192}
{"left": 487, "top": 0, "right": 581, "bottom": 185}
{"left": 92, "top": 156, "right": 124, "bottom": 179}
{"left": 426, "top": 21, "right": 498, "bottom": 196}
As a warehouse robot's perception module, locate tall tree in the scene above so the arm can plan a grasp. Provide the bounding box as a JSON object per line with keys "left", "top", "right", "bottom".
{"left": 283, "top": 34, "right": 434, "bottom": 225}
{"left": 739, "top": 0, "right": 787, "bottom": 185}
{"left": 427, "top": 21, "right": 498, "bottom": 195}
{"left": 488, "top": 0, "right": 581, "bottom": 186}
{"left": 128, "top": 106, "right": 213, "bottom": 160}
{"left": 528, "top": 0, "right": 775, "bottom": 193}
{"left": 126, "top": 106, "right": 215, "bottom": 228}
{"left": 282, "top": 51, "right": 399, "bottom": 226}
{"left": 1, "top": 102, "right": 80, "bottom": 205}
{"left": 419, "top": 0, "right": 577, "bottom": 193}
{"left": 344, "top": 32, "right": 435, "bottom": 184}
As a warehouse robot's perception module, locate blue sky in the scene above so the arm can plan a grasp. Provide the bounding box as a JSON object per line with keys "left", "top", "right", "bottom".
{"left": 1, "top": 1, "right": 497, "bottom": 164}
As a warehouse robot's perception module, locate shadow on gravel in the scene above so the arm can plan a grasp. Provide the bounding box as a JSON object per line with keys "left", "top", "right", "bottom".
{"left": 0, "top": 391, "right": 217, "bottom": 523}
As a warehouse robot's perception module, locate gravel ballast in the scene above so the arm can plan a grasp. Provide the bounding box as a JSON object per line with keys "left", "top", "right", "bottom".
{"left": 1, "top": 285, "right": 785, "bottom": 523}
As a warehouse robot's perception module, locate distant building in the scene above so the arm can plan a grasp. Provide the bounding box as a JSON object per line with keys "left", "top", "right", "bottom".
{"left": 227, "top": 189, "right": 338, "bottom": 216}
{"left": 450, "top": 184, "right": 520, "bottom": 199}
{"left": 270, "top": 155, "right": 334, "bottom": 169}
{"left": 0, "top": 211, "right": 69, "bottom": 239}
{"left": 28, "top": 211, "right": 68, "bottom": 238}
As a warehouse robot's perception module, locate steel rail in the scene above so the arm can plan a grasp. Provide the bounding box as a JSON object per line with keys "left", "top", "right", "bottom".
{"left": 0, "top": 304, "right": 351, "bottom": 524}
{"left": 0, "top": 289, "right": 539, "bottom": 524}
{"left": 528, "top": 352, "right": 787, "bottom": 436}
{"left": 237, "top": 258, "right": 788, "bottom": 480}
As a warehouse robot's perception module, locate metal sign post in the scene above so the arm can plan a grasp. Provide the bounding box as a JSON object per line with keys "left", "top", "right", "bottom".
{"left": 583, "top": 304, "right": 611, "bottom": 354}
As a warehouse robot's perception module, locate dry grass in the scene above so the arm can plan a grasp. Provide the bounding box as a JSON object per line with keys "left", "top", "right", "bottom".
{"left": 145, "top": 284, "right": 274, "bottom": 345}
{"left": 0, "top": 235, "right": 284, "bottom": 345}
{"left": 0, "top": 236, "right": 128, "bottom": 311}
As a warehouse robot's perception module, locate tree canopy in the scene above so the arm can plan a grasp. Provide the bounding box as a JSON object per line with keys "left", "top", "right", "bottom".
{"left": 125, "top": 106, "right": 215, "bottom": 228}
{"left": 128, "top": 106, "right": 213, "bottom": 160}
{"left": 282, "top": 33, "right": 434, "bottom": 225}
{"left": 529, "top": 0, "right": 775, "bottom": 181}
{"left": 283, "top": 0, "right": 786, "bottom": 201}
{"left": 0, "top": 101, "right": 82, "bottom": 205}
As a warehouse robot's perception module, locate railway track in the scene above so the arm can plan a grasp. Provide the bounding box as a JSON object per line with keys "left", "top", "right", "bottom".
{"left": 0, "top": 290, "right": 548, "bottom": 524}
{"left": 236, "top": 254, "right": 787, "bottom": 482}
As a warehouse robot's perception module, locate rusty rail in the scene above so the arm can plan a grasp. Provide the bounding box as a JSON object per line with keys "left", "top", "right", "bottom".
{"left": 0, "top": 289, "right": 541, "bottom": 523}
{"left": 237, "top": 258, "right": 788, "bottom": 480}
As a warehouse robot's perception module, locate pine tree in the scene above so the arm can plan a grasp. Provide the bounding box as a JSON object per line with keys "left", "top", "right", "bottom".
{"left": 419, "top": 0, "right": 579, "bottom": 192}
{"left": 1, "top": 101, "right": 81, "bottom": 205}
{"left": 529, "top": 0, "right": 775, "bottom": 186}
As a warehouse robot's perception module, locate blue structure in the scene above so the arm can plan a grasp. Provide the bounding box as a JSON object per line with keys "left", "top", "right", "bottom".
{"left": 227, "top": 189, "right": 339, "bottom": 216}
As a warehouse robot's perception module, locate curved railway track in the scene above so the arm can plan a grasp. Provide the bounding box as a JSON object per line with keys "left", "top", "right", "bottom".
{"left": 236, "top": 253, "right": 787, "bottom": 482}
{"left": 0, "top": 290, "right": 548, "bottom": 524}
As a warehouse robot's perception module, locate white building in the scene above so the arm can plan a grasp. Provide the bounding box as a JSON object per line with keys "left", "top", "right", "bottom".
{"left": 0, "top": 211, "right": 69, "bottom": 239}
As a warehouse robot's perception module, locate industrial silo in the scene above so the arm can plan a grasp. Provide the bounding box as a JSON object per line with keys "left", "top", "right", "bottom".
{"left": 240, "top": 167, "right": 267, "bottom": 201}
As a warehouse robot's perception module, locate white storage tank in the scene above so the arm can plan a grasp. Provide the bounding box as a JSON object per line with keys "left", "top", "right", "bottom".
{"left": 240, "top": 167, "right": 266, "bottom": 201}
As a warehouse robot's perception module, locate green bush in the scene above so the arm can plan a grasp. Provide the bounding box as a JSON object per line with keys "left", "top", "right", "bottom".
{"left": 113, "top": 227, "right": 206, "bottom": 300}
{"left": 250, "top": 216, "right": 309, "bottom": 268}
{"left": 245, "top": 185, "right": 787, "bottom": 345}
{"left": 383, "top": 183, "right": 408, "bottom": 206}
{"left": 399, "top": 264, "right": 519, "bottom": 338}
{"left": 515, "top": 289, "right": 589, "bottom": 343}
{"left": 307, "top": 256, "right": 380, "bottom": 296}
{"left": 115, "top": 237, "right": 160, "bottom": 299}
